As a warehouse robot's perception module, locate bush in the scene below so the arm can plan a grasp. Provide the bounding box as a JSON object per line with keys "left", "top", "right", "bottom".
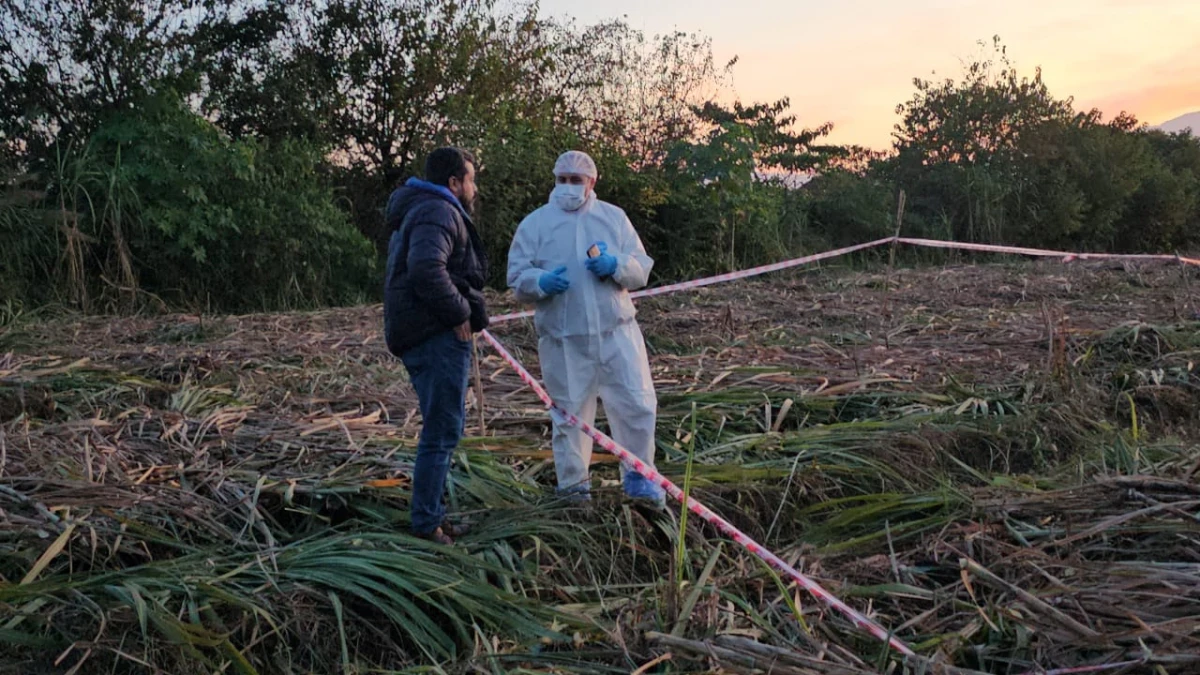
{"left": 44, "top": 93, "right": 376, "bottom": 312}
{"left": 799, "top": 171, "right": 894, "bottom": 248}
{"left": 0, "top": 170, "right": 57, "bottom": 307}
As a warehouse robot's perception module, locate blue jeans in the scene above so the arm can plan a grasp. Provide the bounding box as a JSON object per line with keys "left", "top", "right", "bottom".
{"left": 400, "top": 330, "right": 472, "bottom": 535}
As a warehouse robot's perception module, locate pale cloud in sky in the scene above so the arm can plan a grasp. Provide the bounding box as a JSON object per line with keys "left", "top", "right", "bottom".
{"left": 536, "top": 0, "right": 1200, "bottom": 148}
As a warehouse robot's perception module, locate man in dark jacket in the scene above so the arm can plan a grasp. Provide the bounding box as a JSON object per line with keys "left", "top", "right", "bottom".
{"left": 384, "top": 147, "right": 488, "bottom": 545}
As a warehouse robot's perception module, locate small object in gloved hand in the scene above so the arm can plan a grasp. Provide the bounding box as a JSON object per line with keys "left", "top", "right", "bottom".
{"left": 584, "top": 241, "right": 617, "bottom": 278}
{"left": 587, "top": 243, "right": 600, "bottom": 258}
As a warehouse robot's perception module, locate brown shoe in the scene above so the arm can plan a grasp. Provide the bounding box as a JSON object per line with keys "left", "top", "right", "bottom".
{"left": 414, "top": 527, "right": 454, "bottom": 545}
{"left": 442, "top": 520, "right": 471, "bottom": 538}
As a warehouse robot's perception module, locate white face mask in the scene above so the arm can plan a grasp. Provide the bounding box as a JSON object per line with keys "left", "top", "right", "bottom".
{"left": 551, "top": 183, "right": 587, "bottom": 211}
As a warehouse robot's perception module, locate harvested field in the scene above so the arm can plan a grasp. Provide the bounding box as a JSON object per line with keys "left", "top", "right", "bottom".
{"left": 3, "top": 258, "right": 1200, "bottom": 674}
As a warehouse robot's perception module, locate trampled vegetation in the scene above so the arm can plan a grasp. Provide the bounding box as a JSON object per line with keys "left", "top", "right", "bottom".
{"left": 3, "top": 259, "right": 1200, "bottom": 672}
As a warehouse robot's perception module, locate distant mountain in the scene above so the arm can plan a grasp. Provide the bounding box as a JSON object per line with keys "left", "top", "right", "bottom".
{"left": 1155, "top": 112, "right": 1200, "bottom": 134}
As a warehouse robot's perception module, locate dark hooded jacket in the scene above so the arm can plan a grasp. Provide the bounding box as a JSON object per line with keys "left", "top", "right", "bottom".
{"left": 383, "top": 178, "right": 489, "bottom": 356}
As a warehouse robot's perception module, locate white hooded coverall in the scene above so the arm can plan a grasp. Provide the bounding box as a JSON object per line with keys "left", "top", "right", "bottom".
{"left": 506, "top": 191, "right": 659, "bottom": 493}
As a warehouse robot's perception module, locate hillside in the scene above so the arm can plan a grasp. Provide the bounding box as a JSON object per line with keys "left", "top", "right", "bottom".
{"left": 1157, "top": 111, "right": 1200, "bottom": 134}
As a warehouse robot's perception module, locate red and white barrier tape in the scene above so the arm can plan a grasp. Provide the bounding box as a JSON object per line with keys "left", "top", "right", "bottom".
{"left": 490, "top": 237, "right": 898, "bottom": 324}
{"left": 897, "top": 236, "right": 1200, "bottom": 266}
{"left": 478, "top": 329, "right": 915, "bottom": 657}
{"left": 492, "top": 236, "right": 1199, "bottom": 325}
{"left": 633, "top": 237, "right": 899, "bottom": 298}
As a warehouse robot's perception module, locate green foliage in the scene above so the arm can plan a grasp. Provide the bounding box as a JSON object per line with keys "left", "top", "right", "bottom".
{"left": 893, "top": 37, "right": 1075, "bottom": 167}
{"left": 0, "top": 0, "right": 279, "bottom": 155}
{"left": 0, "top": 169, "right": 56, "bottom": 305}
{"left": 651, "top": 100, "right": 836, "bottom": 276}
{"left": 880, "top": 35, "right": 1200, "bottom": 254}
{"left": 799, "top": 171, "right": 896, "bottom": 248}
{"left": 1, "top": 0, "right": 854, "bottom": 310}
{"left": 45, "top": 93, "right": 375, "bottom": 311}
{"left": 3, "top": 3, "right": 1200, "bottom": 316}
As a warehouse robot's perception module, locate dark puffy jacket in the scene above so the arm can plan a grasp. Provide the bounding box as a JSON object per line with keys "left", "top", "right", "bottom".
{"left": 383, "top": 179, "right": 489, "bottom": 356}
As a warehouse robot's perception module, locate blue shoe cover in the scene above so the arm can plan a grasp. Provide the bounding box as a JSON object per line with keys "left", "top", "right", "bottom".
{"left": 623, "top": 470, "right": 666, "bottom": 507}
{"left": 556, "top": 482, "right": 591, "bottom": 503}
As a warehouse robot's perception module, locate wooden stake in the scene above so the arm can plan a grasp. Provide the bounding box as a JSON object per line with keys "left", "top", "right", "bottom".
{"left": 473, "top": 336, "right": 486, "bottom": 435}
{"left": 884, "top": 189, "right": 907, "bottom": 349}
{"left": 888, "top": 188, "right": 907, "bottom": 271}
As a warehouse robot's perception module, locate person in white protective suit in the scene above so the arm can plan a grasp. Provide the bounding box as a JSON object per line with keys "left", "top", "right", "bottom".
{"left": 506, "top": 150, "right": 665, "bottom": 506}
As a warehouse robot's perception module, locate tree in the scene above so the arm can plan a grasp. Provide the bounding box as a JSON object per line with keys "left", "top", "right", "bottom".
{"left": 886, "top": 36, "right": 1078, "bottom": 243}
{"left": 1012, "top": 114, "right": 1150, "bottom": 248}
{"left": 0, "top": 0, "right": 281, "bottom": 160}
{"left": 317, "top": 0, "right": 463, "bottom": 179}
{"left": 195, "top": 1, "right": 331, "bottom": 143}
{"left": 1116, "top": 128, "right": 1200, "bottom": 252}
{"left": 893, "top": 36, "right": 1074, "bottom": 166}
{"left": 656, "top": 99, "right": 837, "bottom": 273}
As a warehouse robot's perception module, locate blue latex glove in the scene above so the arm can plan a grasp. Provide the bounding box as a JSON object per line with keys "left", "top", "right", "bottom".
{"left": 538, "top": 265, "right": 570, "bottom": 296}
{"left": 584, "top": 241, "right": 618, "bottom": 278}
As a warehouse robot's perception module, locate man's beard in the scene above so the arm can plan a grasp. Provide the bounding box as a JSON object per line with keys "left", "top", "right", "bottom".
{"left": 452, "top": 188, "right": 478, "bottom": 218}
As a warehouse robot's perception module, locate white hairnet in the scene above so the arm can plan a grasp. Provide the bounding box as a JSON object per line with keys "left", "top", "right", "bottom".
{"left": 553, "top": 150, "right": 597, "bottom": 178}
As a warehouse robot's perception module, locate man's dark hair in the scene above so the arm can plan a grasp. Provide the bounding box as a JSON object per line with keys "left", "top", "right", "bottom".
{"left": 425, "top": 147, "right": 475, "bottom": 187}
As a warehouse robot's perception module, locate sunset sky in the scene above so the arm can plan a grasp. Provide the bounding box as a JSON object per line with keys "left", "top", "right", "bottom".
{"left": 536, "top": 0, "right": 1200, "bottom": 149}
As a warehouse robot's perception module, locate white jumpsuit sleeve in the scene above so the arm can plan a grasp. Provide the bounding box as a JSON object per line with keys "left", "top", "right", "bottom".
{"left": 611, "top": 211, "right": 653, "bottom": 291}
{"left": 507, "top": 215, "right": 548, "bottom": 303}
